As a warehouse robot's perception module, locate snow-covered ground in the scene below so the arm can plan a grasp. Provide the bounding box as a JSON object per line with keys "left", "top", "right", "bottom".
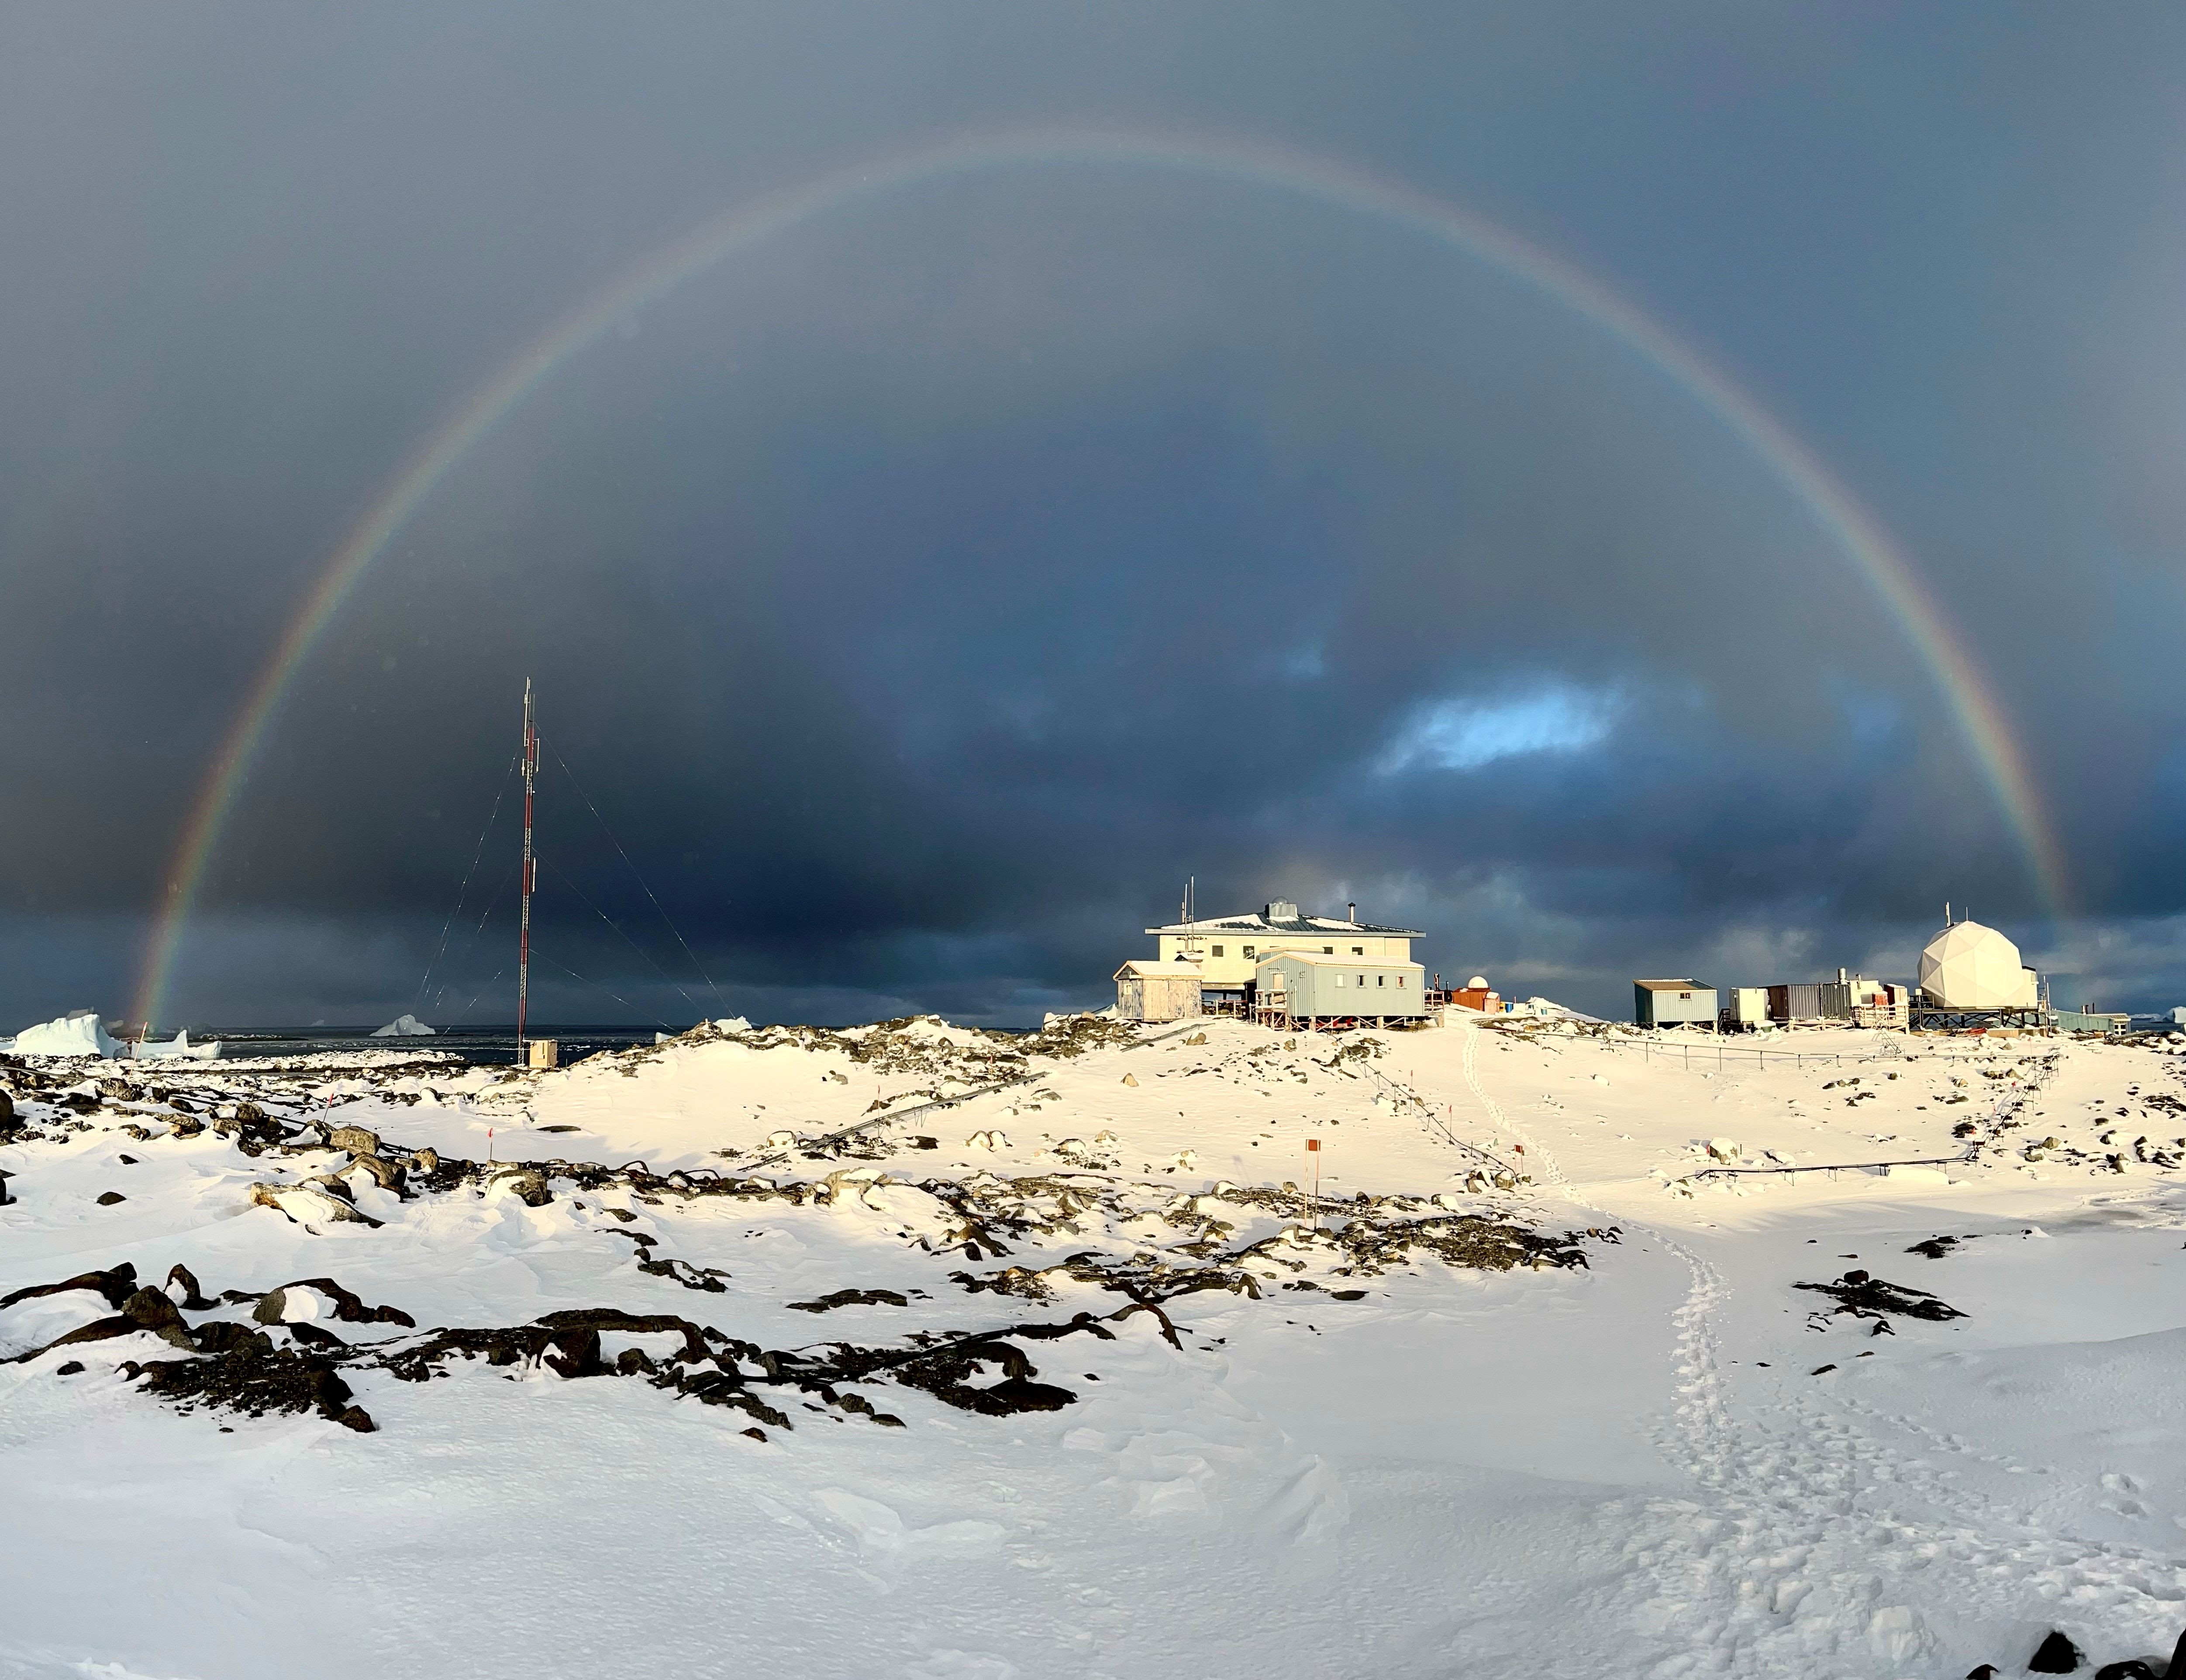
{"left": 3, "top": 1014, "right": 2183, "bottom": 1678}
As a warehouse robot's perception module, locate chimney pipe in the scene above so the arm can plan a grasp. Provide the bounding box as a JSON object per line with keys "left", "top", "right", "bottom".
{"left": 1348, "top": 902, "right": 1357, "bottom": 924}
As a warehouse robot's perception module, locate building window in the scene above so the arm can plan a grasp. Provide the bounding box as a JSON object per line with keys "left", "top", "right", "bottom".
{"left": 1212, "top": 945, "right": 1224, "bottom": 957}
{"left": 1358, "top": 974, "right": 1366, "bottom": 987}
{"left": 1322, "top": 946, "right": 1334, "bottom": 954}
{"left": 1243, "top": 945, "right": 1255, "bottom": 958}
{"left": 1397, "top": 976, "right": 1406, "bottom": 988}
{"left": 1352, "top": 946, "right": 1363, "bottom": 955}
{"left": 1334, "top": 973, "right": 1345, "bottom": 988}
{"left": 1377, "top": 974, "right": 1385, "bottom": 987}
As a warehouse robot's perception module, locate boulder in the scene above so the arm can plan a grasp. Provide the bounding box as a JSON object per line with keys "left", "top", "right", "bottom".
{"left": 2028, "top": 1630, "right": 2083, "bottom": 1673}
{"left": 165, "top": 1264, "right": 214, "bottom": 1310}
{"left": 328, "top": 1124, "right": 383, "bottom": 1158}
{"left": 543, "top": 1327, "right": 603, "bottom": 1378}
{"left": 120, "top": 1288, "right": 197, "bottom": 1350}
{"left": 345, "top": 1153, "right": 406, "bottom": 1194}
{"left": 0, "top": 1264, "right": 138, "bottom": 1313}
{"left": 490, "top": 1168, "right": 551, "bottom": 1207}
{"left": 249, "top": 1182, "right": 381, "bottom": 1229}
{"left": 190, "top": 1322, "right": 269, "bottom": 1355}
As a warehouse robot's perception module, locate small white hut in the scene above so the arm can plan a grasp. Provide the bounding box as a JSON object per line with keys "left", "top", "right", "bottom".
{"left": 1114, "top": 959, "right": 1202, "bottom": 1022}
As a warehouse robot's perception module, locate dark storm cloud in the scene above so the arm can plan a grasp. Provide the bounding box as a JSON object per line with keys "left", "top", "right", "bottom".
{"left": 3, "top": 3, "right": 2185, "bottom": 1029}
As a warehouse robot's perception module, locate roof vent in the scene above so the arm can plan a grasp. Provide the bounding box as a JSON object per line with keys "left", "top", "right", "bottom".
{"left": 1265, "top": 900, "right": 1298, "bottom": 922}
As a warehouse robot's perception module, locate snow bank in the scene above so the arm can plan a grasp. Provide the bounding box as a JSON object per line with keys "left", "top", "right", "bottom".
{"left": 1518, "top": 994, "right": 1603, "bottom": 1023}
{"left": 371, "top": 1014, "right": 435, "bottom": 1038}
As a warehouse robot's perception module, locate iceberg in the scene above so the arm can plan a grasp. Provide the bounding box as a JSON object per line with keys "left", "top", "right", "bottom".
{"left": 1, "top": 1010, "right": 122, "bottom": 1057}
{"left": 372, "top": 1014, "right": 435, "bottom": 1038}
{"left": 0, "top": 1012, "right": 222, "bottom": 1059}
{"left": 132, "top": 1028, "right": 221, "bottom": 1060}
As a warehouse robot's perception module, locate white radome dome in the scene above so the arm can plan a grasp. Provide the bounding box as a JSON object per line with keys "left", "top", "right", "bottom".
{"left": 1467, "top": 976, "right": 1490, "bottom": 990}
{"left": 1918, "top": 920, "right": 2037, "bottom": 1010}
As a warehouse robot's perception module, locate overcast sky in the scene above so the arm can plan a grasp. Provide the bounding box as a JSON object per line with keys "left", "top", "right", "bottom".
{"left": 4, "top": 3, "right": 2185, "bottom": 1030}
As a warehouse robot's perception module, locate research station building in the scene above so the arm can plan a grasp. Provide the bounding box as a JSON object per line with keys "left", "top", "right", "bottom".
{"left": 1255, "top": 950, "right": 1427, "bottom": 1028}
{"left": 1143, "top": 900, "right": 1424, "bottom": 1015}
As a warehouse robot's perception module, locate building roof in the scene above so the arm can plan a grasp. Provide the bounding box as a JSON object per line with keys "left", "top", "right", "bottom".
{"left": 1145, "top": 908, "right": 1423, "bottom": 938}
{"left": 1256, "top": 951, "right": 1426, "bottom": 971}
{"left": 1114, "top": 960, "right": 1203, "bottom": 980}
{"left": 1634, "top": 978, "right": 1711, "bottom": 991}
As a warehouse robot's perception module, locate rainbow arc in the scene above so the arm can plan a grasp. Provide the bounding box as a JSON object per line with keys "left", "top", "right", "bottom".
{"left": 131, "top": 128, "right": 2069, "bottom": 1028}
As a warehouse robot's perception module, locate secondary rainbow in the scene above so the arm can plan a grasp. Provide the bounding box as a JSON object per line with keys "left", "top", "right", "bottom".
{"left": 132, "top": 127, "right": 2071, "bottom": 1027}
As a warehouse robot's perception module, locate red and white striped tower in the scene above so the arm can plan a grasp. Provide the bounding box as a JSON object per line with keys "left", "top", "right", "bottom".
{"left": 516, "top": 679, "right": 538, "bottom": 1056}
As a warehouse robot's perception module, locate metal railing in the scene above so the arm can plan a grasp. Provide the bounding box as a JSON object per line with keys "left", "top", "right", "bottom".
{"left": 1580, "top": 1031, "right": 2012, "bottom": 1074}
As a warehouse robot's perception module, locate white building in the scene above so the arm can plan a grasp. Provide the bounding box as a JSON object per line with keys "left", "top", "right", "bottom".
{"left": 1144, "top": 900, "right": 1423, "bottom": 1009}
{"left": 1917, "top": 919, "right": 2037, "bottom": 1010}
{"left": 1113, "top": 960, "right": 1203, "bottom": 1023}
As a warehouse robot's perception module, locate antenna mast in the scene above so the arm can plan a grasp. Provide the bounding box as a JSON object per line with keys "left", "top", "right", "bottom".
{"left": 517, "top": 680, "right": 538, "bottom": 1055}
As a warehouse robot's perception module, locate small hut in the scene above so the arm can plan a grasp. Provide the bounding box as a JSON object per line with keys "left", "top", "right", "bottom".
{"left": 1114, "top": 959, "right": 1202, "bottom": 1022}
{"left": 1634, "top": 978, "right": 1718, "bottom": 1029}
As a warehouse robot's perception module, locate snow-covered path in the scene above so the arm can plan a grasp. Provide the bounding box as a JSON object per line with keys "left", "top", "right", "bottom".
{"left": 1444, "top": 1016, "right": 2186, "bottom": 1676}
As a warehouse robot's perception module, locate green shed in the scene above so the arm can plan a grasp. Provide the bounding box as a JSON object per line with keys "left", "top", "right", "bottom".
{"left": 1255, "top": 951, "right": 1427, "bottom": 1027}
